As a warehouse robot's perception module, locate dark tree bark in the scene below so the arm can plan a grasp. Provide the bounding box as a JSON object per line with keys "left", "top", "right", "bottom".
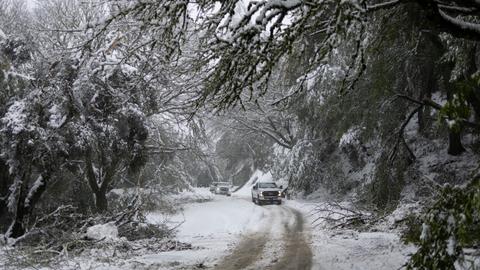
{"left": 417, "top": 75, "right": 433, "bottom": 136}
{"left": 448, "top": 130, "right": 466, "bottom": 155}
{"left": 9, "top": 182, "right": 27, "bottom": 238}
{"left": 85, "top": 153, "right": 105, "bottom": 213}
{"left": 465, "top": 44, "right": 480, "bottom": 122}
{"left": 94, "top": 190, "right": 108, "bottom": 213}
{"left": 6, "top": 173, "right": 47, "bottom": 238}
{"left": 9, "top": 220, "right": 25, "bottom": 238}
{"left": 85, "top": 150, "right": 119, "bottom": 213}
{"left": 0, "top": 161, "right": 13, "bottom": 232}
{"left": 467, "top": 89, "right": 480, "bottom": 122}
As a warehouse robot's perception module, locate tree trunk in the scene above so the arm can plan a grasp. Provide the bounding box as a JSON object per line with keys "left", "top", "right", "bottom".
{"left": 418, "top": 105, "right": 433, "bottom": 136}
{"left": 8, "top": 190, "right": 26, "bottom": 238}
{"left": 466, "top": 45, "right": 480, "bottom": 122}
{"left": 8, "top": 219, "right": 25, "bottom": 238}
{"left": 467, "top": 90, "right": 480, "bottom": 123}
{"left": 448, "top": 130, "right": 465, "bottom": 155}
{"left": 6, "top": 177, "right": 47, "bottom": 238}
{"left": 85, "top": 153, "right": 105, "bottom": 213}
{"left": 94, "top": 190, "right": 108, "bottom": 213}
{"left": 0, "top": 161, "right": 13, "bottom": 232}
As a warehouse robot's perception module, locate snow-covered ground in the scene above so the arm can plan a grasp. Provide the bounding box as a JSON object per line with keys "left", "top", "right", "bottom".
{"left": 143, "top": 186, "right": 415, "bottom": 270}
{"left": 145, "top": 194, "right": 269, "bottom": 268}
{"left": 286, "top": 200, "right": 415, "bottom": 270}
{"left": 1, "top": 187, "right": 416, "bottom": 270}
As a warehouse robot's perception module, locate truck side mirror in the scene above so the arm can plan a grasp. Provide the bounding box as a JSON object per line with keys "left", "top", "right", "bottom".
{"left": 280, "top": 185, "right": 283, "bottom": 189}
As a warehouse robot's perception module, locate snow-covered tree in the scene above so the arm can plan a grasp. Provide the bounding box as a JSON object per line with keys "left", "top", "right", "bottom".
{"left": 0, "top": 0, "right": 208, "bottom": 237}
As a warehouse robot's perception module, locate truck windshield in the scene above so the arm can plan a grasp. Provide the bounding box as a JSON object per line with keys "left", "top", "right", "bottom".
{"left": 258, "top": 183, "right": 277, "bottom": 188}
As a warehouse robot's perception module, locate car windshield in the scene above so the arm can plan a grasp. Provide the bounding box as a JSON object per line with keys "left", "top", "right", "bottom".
{"left": 258, "top": 183, "right": 277, "bottom": 188}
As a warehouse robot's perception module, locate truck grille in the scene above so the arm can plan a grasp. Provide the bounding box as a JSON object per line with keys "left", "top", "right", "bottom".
{"left": 262, "top": 191, "right": 279, "bottom": 196}
{"left": 220, "top": 187, "right": 229, "bottom": 191}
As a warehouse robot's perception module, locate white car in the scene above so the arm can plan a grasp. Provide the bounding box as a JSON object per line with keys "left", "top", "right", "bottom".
{"left": 209, "top": 182, "right": 229, "bottom": 193}
{"left": 215, "top": 185, "right": 232, "bottom": 196}
{"left": 251, "top": 182, "right": 283, "bottom": 205}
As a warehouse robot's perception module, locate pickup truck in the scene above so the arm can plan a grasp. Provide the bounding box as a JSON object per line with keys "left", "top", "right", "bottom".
{"left": 251, "top": 182, "right": 283, "bottom": 205}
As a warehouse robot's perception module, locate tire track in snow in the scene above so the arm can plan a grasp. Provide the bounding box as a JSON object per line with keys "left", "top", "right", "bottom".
{"left": 213, "top": 233, "right": 269, "bottom": 270}
{"left": 213, "top": 200, "right": 312, "bottom": 270}
{"left": 213, "top": 199, "right": 273, "bottom": 270}
{"left": 267, "top": 206, "right": 313, "bottom": 270}
{"left": 246, "top": 205, "right": 290, "bottom": 269}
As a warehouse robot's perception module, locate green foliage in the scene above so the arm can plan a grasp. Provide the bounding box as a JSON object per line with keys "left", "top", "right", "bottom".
{"left": 405, "top": 178, "right": 480, "bottom": 269}
{"left": 401, "top": 213, "right": 423, "bottom": 245}
{"left": 440, "top": 82, "right": 473, "bottom": 132}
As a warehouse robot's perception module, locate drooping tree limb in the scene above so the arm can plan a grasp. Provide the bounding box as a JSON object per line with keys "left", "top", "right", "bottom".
{"left": 388, "top": 105, "right": 422, "bottom": 164}
{"left": 235, "top": 118, "right": 294, "bottom": 149}
{"left": 436, "top": 8, "right": 480, "bottom": 39}
{"left": 394, "top": 94, "right": 480, "bottom": 128}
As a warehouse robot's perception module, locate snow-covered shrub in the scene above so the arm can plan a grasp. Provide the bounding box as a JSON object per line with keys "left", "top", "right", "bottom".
{"left": 405, "top": 178, "right": 480, "bottom": 269}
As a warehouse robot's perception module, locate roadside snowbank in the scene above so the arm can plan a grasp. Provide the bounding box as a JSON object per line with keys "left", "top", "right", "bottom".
{"left": 148, "top": 196, "right": 267, "bottom": 238}
{"left": 234, "top": 169, "right": 272, "bottom": 196}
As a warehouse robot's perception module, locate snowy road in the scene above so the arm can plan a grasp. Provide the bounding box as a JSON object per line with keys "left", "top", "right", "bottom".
{"left": 147, "top": 193, "right": 313, "bottom": 269}
{"left": 144, "top": 190, "right": 413, "bottom": 270}
{"left": 213, "top": 202, "right": 312, "bottom": 270}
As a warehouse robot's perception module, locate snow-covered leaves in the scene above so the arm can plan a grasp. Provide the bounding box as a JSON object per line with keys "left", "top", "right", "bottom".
{"left": 338, "top": 127, "right": 361, "bottom": 148}
{"left": 48, "top": 104, "right": 67, "bottom": 128}
{"left": 406, "top": 180, "right": 480, "bottom": 269}
{"left": 271, "top": 138, "right": 319, "bottom": 194}
{"left": 1, "top": 100, "right": 31, "bottom": 135}
{"left": 196, "top": 0, "right": 365, "bottom": 109}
